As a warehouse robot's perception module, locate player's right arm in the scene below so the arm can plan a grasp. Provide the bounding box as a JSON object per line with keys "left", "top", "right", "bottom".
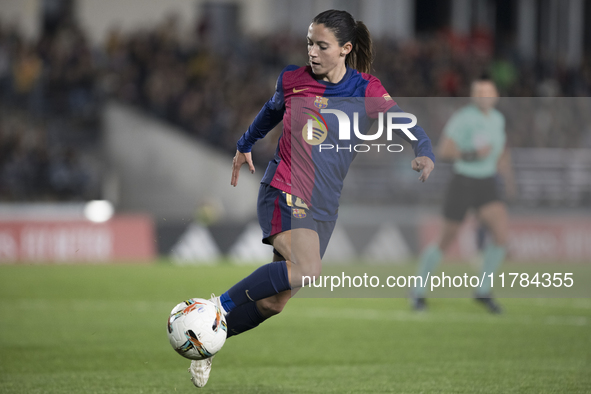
{"left": 231, "top": 151, "right": 255, "bottom": 187}
{"left": 232, "top": 66, "right": 293, "bottom": 187}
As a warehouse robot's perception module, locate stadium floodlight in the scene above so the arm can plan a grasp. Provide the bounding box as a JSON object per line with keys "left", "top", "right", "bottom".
{"left": 84, "top": 200, "right": 114, "bottom": 223}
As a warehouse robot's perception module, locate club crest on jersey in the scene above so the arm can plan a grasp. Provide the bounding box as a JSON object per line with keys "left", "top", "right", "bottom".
{"left": 292, "top": 208, "right": 307, "bottom": 219}
{"left": 314, "top": 96, "right": 329, "bottom": 109}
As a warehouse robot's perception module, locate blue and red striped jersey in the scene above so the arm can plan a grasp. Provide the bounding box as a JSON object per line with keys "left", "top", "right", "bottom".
{"left": 237, "top": 65, "right": 434, "bottom": 221}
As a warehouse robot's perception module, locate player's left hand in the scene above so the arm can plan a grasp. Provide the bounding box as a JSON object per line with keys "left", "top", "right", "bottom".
{"left": 412, "top": 156, "right": 434, "bottom": 182}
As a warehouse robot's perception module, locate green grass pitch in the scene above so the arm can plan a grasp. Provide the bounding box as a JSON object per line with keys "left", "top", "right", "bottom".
{"left": 0, "top": 263, "right": 589, "bottom": 393}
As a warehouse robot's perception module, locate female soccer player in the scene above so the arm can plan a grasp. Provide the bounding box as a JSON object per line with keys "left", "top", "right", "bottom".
{"left": 411, "top": 76, "right": 516, "bottom": 313}
{"left": 189, "top": 10, "right": 435, "bottom": 387}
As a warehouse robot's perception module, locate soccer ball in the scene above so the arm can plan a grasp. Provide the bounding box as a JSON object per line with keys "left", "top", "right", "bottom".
{"left": 167, "top": 298, "right": 227, "bottom": 360}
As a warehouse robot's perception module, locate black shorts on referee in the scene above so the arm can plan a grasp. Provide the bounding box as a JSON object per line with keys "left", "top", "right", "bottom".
{"left": 443, "top": 174, "right": 501, "bottom": 222}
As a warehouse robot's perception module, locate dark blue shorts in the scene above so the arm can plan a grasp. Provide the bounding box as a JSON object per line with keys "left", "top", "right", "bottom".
{"left": 257, "top": 183, "right": 336, "bottom": 259}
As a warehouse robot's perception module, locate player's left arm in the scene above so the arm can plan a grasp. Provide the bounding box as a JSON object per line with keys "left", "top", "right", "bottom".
{"left": 390, "top": 104, "right": 435, "bottom": 182}
{"left": 411, "top": 155, "right": 434, "bottom": 182}
{"left": 497, "top": 146, "right": 517, "bottom": 200}
{"left": 365, "top": 79, "right": 435, "bottom": 182}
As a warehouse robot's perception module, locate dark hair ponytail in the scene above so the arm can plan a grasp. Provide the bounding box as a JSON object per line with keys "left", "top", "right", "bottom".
{"left": 350, "top": 21, "right": 372, "bottom": 74}
{"left": 312, "top": 10, "right": 374, "bottom": 74}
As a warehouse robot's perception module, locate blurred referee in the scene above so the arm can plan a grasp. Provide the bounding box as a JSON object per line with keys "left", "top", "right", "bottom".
{"left": 411, "top": 75, "right": 516, "bottom": 313}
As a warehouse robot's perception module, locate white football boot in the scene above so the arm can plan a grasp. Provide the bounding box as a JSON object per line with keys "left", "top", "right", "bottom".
{"left": 189, "top": 355, "right": 214, "bottom": 388}
{"left": 188, "top": 294, "right": 227, "bottom": 388}
{"left": 210, "top": 293, "right": 228, "bottom": 317}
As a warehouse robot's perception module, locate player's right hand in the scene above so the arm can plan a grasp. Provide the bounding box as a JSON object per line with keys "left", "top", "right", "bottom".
{"left": 231, "top": 150, "right": 255, "bottom": 187}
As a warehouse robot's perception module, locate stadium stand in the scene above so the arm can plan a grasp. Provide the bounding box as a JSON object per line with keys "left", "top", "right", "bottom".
{"left": 2, "top": 16, "right": 590, "bottom": 205}
{"left": 0, "top": 22, "right": 102, "bottom": 202}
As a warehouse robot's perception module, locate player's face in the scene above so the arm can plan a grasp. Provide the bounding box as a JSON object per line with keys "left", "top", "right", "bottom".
{"left": 307, "top": 23, "right": 350, "bottom": 81}
{"left": 471, "top": 81, "right": 499, "bottom": 112}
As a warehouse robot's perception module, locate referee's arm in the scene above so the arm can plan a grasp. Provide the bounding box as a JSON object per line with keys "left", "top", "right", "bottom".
{"left": 438, "top": 137, "right": 491, "bottom": 162}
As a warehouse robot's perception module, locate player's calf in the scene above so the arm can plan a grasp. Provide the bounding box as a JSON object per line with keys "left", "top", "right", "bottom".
{"left": 256, "top": 290, "right": 291, "bottom": 317}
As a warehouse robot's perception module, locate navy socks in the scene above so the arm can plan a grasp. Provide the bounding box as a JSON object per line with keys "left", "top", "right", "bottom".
{"left": 225, "top": 301, "right": 267, "bottom": 338}
{"left": 219, "top": 260, "right": 290, "bottom": 339}
{"left": 221, "top": 260, "right": 290, "bottom": 313}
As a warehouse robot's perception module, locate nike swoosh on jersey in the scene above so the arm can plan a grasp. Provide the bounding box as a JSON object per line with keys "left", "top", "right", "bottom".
{"left": 293, "top": 88, "right": 309, "bottom": 93}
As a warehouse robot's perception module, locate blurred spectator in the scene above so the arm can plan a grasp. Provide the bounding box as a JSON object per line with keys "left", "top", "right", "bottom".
{"left": 49, "top": 147, "right": 90, "bottom": 200}
{"left": 0, "top": 112, "right": 96, "bottom": 201}
{"left": 12, "top": 44, "right": 43, "bottom": 113}
{"left": 0, "top": 21, "right": 101, "bottom": 202}
{"left": 490, "top": 57, "right": 518, "bottom": 94}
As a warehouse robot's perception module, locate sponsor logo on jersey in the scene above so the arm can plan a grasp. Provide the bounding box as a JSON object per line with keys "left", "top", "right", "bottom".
{"left": 314, "top": 96, "right": 329, "bottom": 109}
{"left": 293, "top": 88, "right": 309, "bottom": 93}
{"left": 292, "top": 208, "right": 307, "bottom": 219}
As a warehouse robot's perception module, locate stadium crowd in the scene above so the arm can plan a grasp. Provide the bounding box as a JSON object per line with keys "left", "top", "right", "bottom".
{"left": 0, "top": 22, "right": 99, "bottom": 201}
{"left": 101, "top": 18, "right": 591, "bottom": 157}
{"left": 0, "top": 110, "right": 97, "bottom": 201}
{"left": 1, "top": 17, "right": 590, "bottom": 200}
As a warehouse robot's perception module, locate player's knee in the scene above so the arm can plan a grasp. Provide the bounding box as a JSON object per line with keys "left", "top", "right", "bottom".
{"left": 301, "top": 262, "right": 322, "bottom": 281}
{"left": 288, "top": 257, "right": 322, "bottom": 285}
